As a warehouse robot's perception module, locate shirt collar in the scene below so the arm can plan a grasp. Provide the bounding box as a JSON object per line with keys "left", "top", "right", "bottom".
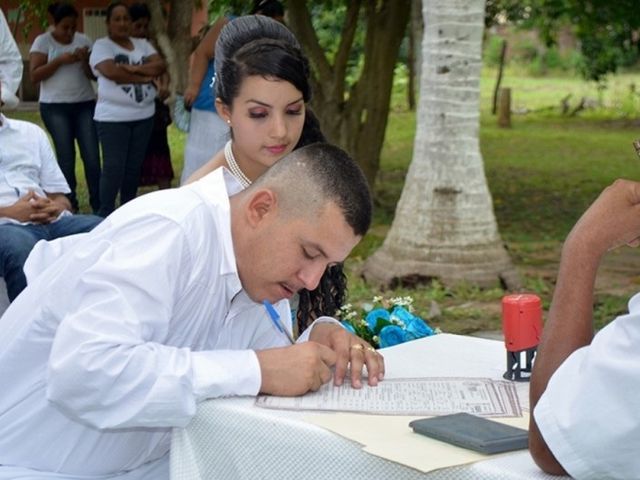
{"left": 221, "top": 166, "right": 244, "bottom": 195}
{"left": 190, "top": 167, "right": 243, "bottom": 284}
{"left": 0, "top": 113, "right": 16, "bottom": 132}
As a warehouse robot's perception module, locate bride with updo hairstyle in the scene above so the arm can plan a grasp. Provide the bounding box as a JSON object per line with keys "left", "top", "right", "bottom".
{"left": 186, "top": 15, "right": 347, "bottom": 333}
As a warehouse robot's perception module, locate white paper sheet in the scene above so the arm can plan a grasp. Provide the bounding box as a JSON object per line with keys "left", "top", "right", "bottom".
{"left": 256, "top": 377, "right": 522, "bottom": 417}
{"left": 303, "top": 412, "right": 532, "bottom": 474}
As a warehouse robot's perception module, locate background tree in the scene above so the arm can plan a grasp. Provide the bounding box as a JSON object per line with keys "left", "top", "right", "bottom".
{"left": 287, "top": 0, "right": 411, "bottom": 185}
{"left": 538, "top": 0, "right": 640, "bottom": 81}
{"left": 363, "top": 0, "right": 520, "bottom": 289}
{"left": 12, "top": 1, "right": 50, "bottom": 38}
{"left": 147, "top": 0, "right": 194, "bottom": 95}
{"left": 486, "top": 0, "right": 640, "bottom": 81}
{"left": 407, "top": 0, "right": 424, "bottom": 112}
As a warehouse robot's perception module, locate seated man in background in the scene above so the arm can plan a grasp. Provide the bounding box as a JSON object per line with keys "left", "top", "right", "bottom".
{"left": 530, "top": 179, "right": 640, "bottom": 479}
{"left": 0, "top": 142, "right": 383, "bottom": 479}
{"left": 0, "top": 82, "right": 102, "bottom": 301}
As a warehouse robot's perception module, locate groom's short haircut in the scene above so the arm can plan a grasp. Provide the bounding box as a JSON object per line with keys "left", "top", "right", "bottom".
{"left": 249, "top": 143, "right": 373, "bottom": 237}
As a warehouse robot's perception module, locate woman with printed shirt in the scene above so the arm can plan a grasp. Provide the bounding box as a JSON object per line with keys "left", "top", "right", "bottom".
{"left": 90, "top": 1, "right": 166, "bottom": 217}
{"left": 30, "top": 3, "right": 101, "bottom": 214}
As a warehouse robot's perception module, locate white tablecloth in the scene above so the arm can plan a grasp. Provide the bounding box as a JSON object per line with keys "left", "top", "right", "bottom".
{"left": 171, "top": 334, "right": 565, "bottom": 480}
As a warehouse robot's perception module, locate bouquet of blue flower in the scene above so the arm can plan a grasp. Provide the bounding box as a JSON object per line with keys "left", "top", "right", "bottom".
{"left": 336, "top": 296, "right": 439, "bottom": 349}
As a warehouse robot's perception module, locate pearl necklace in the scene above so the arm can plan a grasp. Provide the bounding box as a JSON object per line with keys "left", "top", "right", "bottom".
{"left": 224, "top": 140, "right": 251, "bottom": 188}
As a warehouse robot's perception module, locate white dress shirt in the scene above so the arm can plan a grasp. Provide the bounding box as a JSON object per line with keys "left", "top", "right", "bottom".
{"left": 0, "top": 168, "right": 330, "bottom": 479}
{"left": 0, "top": 9, "right": 22, "bottom": 108}
{"left": 0, "top": 114, "right": 71, "bottom": 225}
{"left": 534, "top": 292, "right": 640, "bottom": 479}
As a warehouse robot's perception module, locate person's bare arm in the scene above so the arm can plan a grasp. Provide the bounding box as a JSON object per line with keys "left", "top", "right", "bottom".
{"left": 75, "top": 46, "right": 95, "bottom": 80}
{"left": 528, "top": 239, "right": 595, "bottom": 474}
{"left": 29, "top": 51, "right": 78, "bottom": 84}
{"left": 120, "top": 53, "right": 166, "bottom": 78}
{"left": 154, "top": 71, "right": 171, "bottom": 100}
{"left": 183, "top": 17, "right": 228, "bottom": 107}
{"left": 184, "top": 150, "right": 225, "bottom": 184}
{"left": 530, "top": 179, "right": 640, "bottom": 474}
{"left": 94, "top": 59, "right": 153, "bottom": 84}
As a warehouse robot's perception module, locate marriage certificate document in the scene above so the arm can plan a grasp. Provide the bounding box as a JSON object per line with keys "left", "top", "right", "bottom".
{"left": 256, "top": 377, "right": 522, "bottom": 417}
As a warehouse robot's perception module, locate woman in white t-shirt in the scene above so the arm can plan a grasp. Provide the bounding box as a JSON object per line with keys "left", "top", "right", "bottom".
{"left": 89, "top": 1, "right": 166, "bottom": 217}
{"left": 29, "top": 3, "right": 100, "bottom": 214}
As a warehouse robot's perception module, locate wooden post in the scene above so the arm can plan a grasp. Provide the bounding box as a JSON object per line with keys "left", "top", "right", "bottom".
{"left": 497, "top": 87, "right": 511, "bottom": 128}
{"left": 492, "top": 39, "right": 508, "bottom": 115}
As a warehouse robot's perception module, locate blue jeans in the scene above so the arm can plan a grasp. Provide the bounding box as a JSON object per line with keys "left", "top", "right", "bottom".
{"left": 96, "top": 118, "right": 154, "bottom": 217}
{"left": 40, "top": 101, "right": 101, "bottom": 213}
{"left": 0, "top": 215, "right": 102, "bottom": 301}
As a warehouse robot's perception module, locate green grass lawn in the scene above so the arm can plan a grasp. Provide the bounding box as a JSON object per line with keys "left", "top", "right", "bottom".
{"left": 10, "top": 65, "right": 640, "bottom": 334}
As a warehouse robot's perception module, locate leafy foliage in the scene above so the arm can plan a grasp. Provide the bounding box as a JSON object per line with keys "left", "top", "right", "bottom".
{"left": 307, "top": 3, "right": 365, "bottom": 87}
{"left": 486, "top": 0, "right": 640, "bottom": 81}
{"left": 15, "top": 0, "right": 51, "bottom": 37}
{"left": 207, "top": 0, "right": 250, "bottom": 20}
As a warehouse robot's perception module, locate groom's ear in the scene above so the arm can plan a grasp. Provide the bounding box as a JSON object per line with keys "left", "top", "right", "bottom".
{"left": 245, "top": 189, "right": 278, "bottom": 228}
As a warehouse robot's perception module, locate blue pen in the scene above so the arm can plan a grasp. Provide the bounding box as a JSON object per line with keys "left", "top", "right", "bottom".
{"left": 263, "top": 300, "right": 295, "bottom": 344}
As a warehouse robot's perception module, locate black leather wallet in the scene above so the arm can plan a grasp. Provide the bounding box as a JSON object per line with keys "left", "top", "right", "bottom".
{"left": 409, "top": 413, "right": 529, "bottom": 455}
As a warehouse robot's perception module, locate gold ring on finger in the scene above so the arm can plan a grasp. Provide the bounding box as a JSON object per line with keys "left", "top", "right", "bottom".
{"left": 350, "top": 344, "right": 364, "bottom": 351}
{"left": 366, "top": 346, "right": 376, "bottom": 353}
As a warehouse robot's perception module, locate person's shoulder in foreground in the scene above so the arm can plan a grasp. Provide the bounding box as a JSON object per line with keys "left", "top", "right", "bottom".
{"left": 529, "top": 178, "right": 640, "bottom": 479}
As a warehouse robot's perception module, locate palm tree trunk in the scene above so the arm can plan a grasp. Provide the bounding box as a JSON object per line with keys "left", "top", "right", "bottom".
{"left": 363, "top": 0, "right": 520, "bottom": 289}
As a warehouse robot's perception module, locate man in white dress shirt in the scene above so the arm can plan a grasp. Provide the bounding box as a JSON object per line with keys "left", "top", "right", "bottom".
{"left": 0, "top": 82, "right": 102, "bottom": 302}
{"left": 530, "top": 179, "right": 640, "bottom": 479}
{"left": 0, "top": 143, "right": 383, "bottom": 479}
